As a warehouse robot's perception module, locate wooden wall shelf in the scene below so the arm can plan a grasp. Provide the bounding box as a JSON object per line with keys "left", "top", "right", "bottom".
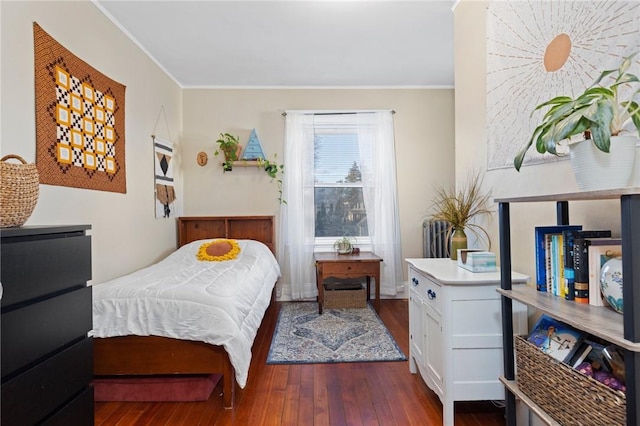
{"left": 218, "top": 161, "right": 265, "bottom": 168}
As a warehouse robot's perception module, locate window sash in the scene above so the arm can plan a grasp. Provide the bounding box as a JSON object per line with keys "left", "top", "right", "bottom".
{"left": 312, "top": 115, "right": 369, "bottom": 246}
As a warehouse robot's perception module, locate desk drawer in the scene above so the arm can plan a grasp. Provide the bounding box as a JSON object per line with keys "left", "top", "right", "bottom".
{"left": 320, "top": 262, "right": 378, "bottom": 278}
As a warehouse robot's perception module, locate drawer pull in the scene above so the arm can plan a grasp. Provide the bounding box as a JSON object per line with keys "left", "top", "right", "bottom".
{"left": 427, "top": 289, "right": 436, "bottom": 300}
{"left": 412, "top": 277, "right": 419, "bottom": 286}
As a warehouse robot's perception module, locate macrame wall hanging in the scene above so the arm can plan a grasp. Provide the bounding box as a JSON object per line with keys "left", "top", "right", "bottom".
{"left": 152, "top": 106, "right": 177, "bottom": 218}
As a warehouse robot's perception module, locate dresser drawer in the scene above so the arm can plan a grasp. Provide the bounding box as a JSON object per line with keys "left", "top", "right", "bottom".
{"left": 1, "top": 286, "right": 92, "bottom": 377}
{"left": 1, "top": 337, "right": 93, "bottom": 426}
{"left": 1, "top": 234, "right": 91, "bottom": 309}
{"left": 42, "top": 386, "right": 94, "bottom": 426}
{"left": 409, "top": 267, "right": 442, "bottom": 313}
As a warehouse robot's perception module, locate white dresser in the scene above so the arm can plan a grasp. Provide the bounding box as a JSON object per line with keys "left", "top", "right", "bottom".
{"left": 406, "top": 258, "right": 528, "bottom": 426}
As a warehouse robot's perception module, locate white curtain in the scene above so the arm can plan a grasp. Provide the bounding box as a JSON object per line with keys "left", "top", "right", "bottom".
{"left": 277, "top": 113, "right": 317, "bottom": 300}
{"left": 358, "top": 111, "right": 403, "bottom": 296}
{"left": 277, "top": 110, "right": 402, "bottom": 300}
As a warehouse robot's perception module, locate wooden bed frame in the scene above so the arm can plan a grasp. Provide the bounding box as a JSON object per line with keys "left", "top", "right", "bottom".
{"left": 93, "top": 216, "right": 276, "bottom": 409}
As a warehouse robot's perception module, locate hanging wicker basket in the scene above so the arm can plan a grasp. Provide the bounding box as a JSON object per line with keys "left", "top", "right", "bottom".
{"left": 1, "top": 154, "right": 40, "bottom": 227}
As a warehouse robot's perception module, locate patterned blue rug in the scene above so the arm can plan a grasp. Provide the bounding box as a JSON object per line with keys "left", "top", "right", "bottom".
{"left": 266, "top": 302, "right": 406, "bottom": 364}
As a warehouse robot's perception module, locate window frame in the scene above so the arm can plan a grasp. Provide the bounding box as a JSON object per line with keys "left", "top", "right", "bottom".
{"left": 312, "top": 116, "right": 372, "bottom": 252}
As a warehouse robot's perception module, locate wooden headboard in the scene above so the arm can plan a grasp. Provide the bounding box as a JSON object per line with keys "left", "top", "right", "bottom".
{"left": 177, "top": 216, "right": 275, "bottom": 255}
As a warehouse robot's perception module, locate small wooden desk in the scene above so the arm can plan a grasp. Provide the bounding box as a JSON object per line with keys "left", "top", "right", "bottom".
{"left": 314, "top": 252, "right": 383, "bottom": 314}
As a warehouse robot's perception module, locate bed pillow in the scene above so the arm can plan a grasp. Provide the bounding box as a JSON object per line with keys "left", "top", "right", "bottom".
{"left": 197, "top": 239, "right": 241, "bottom": 261}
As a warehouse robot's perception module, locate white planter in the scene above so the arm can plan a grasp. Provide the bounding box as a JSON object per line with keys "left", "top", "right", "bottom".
{"left": 569, "top": 135, "right": 638, "bottom": 191}
{"left": 633, "top": 139, "right": 640, "bottom": 188}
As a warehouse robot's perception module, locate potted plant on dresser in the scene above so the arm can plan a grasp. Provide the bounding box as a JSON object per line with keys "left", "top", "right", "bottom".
{"left": 428, "top": 171, "right": 493, "bottom": 260}
{"left": 514, "top": 52, "right": 640, "bottom": 190}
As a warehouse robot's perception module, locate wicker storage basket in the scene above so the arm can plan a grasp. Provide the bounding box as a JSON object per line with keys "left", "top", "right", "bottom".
{"left": 323, "top": 282, "right": 366, "bottom": 309}
{"left": 1, "top": 155, "right": 39, "bottom": 228}
{"left": 515, "top": 335, "right": 626, "bottom": 425}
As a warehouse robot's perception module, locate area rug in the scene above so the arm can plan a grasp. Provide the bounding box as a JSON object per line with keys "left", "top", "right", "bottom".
{"left": 267, "top": 302, "right": 406, "bottom": 364}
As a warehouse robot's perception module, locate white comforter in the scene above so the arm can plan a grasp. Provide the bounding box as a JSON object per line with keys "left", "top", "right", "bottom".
{"left": 91, "top": 239, "right": 280, "bottom": 388}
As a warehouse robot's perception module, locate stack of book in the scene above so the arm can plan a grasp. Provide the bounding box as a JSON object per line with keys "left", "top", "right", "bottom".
{"left": 534, "top": 225, "right": 582, "bottom": 297}
{"left": 534, "top": 226, "right": 620, "bottom": 305}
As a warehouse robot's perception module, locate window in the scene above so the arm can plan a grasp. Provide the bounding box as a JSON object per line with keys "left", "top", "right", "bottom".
{"left": 313, "top": 115, "right": 369, "bottom": 243}
{"left": 279, "top": 110, "right": 402, "bottom": 300}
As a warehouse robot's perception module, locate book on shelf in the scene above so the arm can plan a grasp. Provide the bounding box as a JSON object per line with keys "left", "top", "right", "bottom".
{"left": 557, "top": 234, "right": 566, "bottom": 298}
{"left": 562, "top": 229, "right": 612, "bottom": 301}
{"left": 545, "top": 233, "right": 553, "bottom": 293}
{"left": 534, "top": 225, "right": 582, "bottom": 293}
{"left": 573, "top": 233, "right": 613, "bottom": 304}
{"left": 550, "top": 234, "right": 558, "bottom": 295}
{"left": 566, "top": 340, "right": 593, "bottom": 368}
{"left": 584, "top": 339, "right": 608, "bottom": 370}
{"left": 527, "top": 314, "right": 586, "bottom": 363}
{"left": 587, "top": 238, "right": 622, "bottom": 307}
{"left": 551, "top": 233, "right": 565, "bottom": 297}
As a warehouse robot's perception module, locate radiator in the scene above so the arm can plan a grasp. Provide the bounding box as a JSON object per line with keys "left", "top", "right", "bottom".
{"left": 423, "top": 220, "right": 450, "bottom": 258}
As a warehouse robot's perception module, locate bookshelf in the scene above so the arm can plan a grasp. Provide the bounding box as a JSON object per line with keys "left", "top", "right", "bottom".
{"left": 496, "top": 188, "right": 640, "bottom": 425}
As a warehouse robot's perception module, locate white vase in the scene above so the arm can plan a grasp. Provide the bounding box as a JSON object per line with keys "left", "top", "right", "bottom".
{"left": 569, "top": 135, "right": 638, "bottom": 191}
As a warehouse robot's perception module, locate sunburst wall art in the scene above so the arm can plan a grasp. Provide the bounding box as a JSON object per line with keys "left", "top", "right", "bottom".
{"left": 486, "top": 1, "right": 640, "bottom": 170}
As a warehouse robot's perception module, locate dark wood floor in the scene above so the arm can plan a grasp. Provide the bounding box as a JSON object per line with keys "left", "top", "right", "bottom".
{"left": 94, "top": 300, "right": 506, "bottom": 425}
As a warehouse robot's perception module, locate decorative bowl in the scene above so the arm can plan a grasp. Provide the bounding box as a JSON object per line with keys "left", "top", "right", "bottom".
{"left": 600, "top": 257, "right": 623, "bottom": 314}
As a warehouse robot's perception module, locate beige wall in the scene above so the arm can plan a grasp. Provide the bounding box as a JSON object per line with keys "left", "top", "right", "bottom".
{"left": 0, "top": 1, "right": 454, "bottom": 293}
{"left": 182, "top": 88, "right": 455, "bottom": 289}
{"left": 1, "top": 1, "right": 184, "bottom": 284}
{"left": 454, "top": 4, "right": 624, "bottom": 423}
{"left": 453, "top": 1, "right": 621, "bottom": 289}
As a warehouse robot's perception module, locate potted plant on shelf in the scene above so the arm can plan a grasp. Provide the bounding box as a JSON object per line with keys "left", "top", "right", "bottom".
{"left": 214, "top": 133, "right": 241, "bottom": 172}
{"left": 513, "top": 52, "right": 640, "bottom": 190}
{"left": 429, "top": 171, "right": 493, "bottom": 260}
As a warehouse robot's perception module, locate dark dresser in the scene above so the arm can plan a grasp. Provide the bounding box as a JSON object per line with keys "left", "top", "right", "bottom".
{"left": 1, "top": 225, "right": 94, "bottom": 425}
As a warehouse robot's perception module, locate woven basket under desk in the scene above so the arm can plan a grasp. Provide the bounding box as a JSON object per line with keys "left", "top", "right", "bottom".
{"left": 323, "top": 282, "right": 366, "bottom": 309}
{"left": 515, "top": 335, "right": 626, "bottom": 425}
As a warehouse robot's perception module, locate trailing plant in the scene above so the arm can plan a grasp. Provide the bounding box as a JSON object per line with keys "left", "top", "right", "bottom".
{"left": 258, "top": 154, "right": 286, "bottom": 204}
{"left": 429, "top": 171, "right": 493, "bottom": 250}
{"left": 514, "top": 52, "right": 640, "bottom": 171}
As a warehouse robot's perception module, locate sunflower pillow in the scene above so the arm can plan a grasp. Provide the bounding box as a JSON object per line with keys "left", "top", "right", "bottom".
{"left": 197, "top": 239, "right": 241, "bottom": 261}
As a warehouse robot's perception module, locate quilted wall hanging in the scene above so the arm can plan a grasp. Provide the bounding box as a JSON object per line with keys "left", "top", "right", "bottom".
{"left": 34, "top": 22, "right": 127, "bottom": 193}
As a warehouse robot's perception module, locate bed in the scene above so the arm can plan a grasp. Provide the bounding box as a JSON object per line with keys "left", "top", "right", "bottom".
{"left": 91, "top": 216, "right": 278, "bottom": 409}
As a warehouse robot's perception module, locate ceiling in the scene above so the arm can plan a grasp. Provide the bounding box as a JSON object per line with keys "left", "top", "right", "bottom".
{"left": 94, "top": 0, "right": 455, "bottom": 88}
